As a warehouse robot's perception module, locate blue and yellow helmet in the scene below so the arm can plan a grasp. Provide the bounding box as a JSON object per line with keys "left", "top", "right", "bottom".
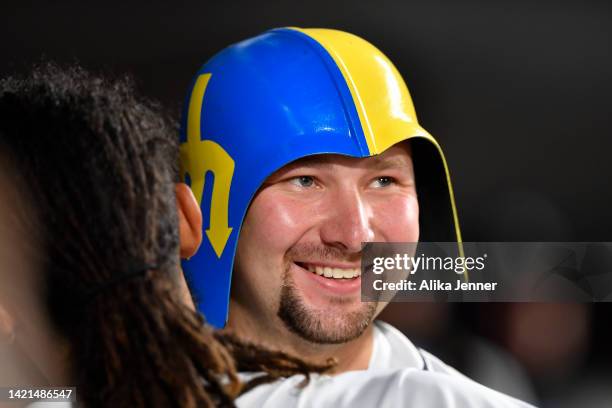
{"left": 179, "top": 28, "right": 462, "bottom": 328}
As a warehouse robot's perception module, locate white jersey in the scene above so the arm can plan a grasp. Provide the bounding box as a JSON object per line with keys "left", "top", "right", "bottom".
{"left": 368, "top": 320, "right": 464, "bottom": 374}
{"left": 237, "top": 321, "right": 536, "bottom": 408}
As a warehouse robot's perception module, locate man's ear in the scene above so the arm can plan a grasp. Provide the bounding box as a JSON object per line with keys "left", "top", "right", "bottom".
{"left": 176, "top": 183, "right": 203, "bottom": 259}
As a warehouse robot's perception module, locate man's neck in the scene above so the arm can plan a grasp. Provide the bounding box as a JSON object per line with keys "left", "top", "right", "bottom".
{"left": 226, "top": 300, "right": 375, "bottom": 373}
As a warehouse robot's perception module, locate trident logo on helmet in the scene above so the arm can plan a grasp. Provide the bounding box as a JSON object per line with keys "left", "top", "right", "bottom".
{"left": 180, "top": 73, "right": 235, "bottom": 258}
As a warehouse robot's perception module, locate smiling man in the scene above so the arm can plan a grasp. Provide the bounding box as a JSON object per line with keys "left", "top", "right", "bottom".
{"left": 179, "top": 28, "right": 462, "bottom": 371}
{"left": 229, "top": 144, "right": 420, "bottom": 370}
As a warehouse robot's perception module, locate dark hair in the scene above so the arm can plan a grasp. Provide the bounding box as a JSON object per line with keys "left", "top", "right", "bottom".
{"left": 0, "top": 63, "right": 331, "bottom": 407}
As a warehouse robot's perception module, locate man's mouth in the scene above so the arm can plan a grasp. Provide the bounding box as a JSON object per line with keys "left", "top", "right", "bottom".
{"left": 295, "top": 262, "right": 361, "bottom": 279}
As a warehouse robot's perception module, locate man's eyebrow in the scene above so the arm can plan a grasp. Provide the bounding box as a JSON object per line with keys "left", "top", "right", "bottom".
{"left": 369, "top": 157, "right": 412, "bottom": 170}
{"left": 265, "top": 154, "right": 412, "bottom": 184}
{"left": 284, "top": 155, "right": 411, "bottom": 170}
{"left": 285, "top": 155, "right": 334, "bottom": 168}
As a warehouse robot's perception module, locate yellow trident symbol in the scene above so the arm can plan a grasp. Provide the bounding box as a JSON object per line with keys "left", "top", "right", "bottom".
{"left": 180, "top": 73, "right": 234, "bottom": 258}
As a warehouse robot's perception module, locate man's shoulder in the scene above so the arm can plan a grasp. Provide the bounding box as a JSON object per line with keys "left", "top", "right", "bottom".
{"left": 237, "top": 321, "right": 537, "bottom": 407}
{"left": 237, "top": 368, "right": 535, "bottom": 408}
{"left": 369, "top": 320, "right": 425, "bottom": 370}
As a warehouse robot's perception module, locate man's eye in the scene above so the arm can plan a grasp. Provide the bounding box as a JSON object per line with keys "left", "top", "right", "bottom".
{"left": 289, "top": 176, "right": 315, "bottom": 188}
{"left": 372, "top": 176, "right": 394, "bottom": 188}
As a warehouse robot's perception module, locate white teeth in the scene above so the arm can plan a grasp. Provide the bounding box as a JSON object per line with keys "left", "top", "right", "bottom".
{"left": 310, "top": 265, "right": 361, "bottom": 279}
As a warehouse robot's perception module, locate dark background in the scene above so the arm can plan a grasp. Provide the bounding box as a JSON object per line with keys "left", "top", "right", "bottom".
{"left": 3, "top": 0, "right": 611, "bottom": 242}
{"left": 2, "top": 1, "right": 611, "bottom": 406}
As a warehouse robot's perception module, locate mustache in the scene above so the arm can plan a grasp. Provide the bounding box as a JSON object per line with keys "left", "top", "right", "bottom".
{"left": 285, "top": 243, "right": 362, "bottom": 263}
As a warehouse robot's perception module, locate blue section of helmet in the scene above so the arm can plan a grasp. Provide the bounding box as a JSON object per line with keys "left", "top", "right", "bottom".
{"left": 180, "top": 28, "right": 369, "bottom": 328}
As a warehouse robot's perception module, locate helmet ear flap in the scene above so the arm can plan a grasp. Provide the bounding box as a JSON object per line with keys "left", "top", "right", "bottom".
{"left": 411, "top": 138, "right": 458, "bottom": 245}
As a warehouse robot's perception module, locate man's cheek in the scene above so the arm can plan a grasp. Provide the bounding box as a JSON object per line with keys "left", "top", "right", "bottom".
{"left": 376, "top": 196, "right": 419, "bottom": 241}
{"left": 256, "top": 201, "right": 314, "bottom": 244}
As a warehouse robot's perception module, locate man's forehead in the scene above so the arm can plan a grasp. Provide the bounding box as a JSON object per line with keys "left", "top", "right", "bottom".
{"left": 280, "top": 144, "right": 413, "bottom": 171}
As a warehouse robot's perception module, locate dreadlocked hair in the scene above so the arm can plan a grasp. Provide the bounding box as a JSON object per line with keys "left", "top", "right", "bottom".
{"left": 0, "top": 62, "right": 335, "bottom": 407}
{"left": 215, "top": 332, "right": 336, "bottom": 395}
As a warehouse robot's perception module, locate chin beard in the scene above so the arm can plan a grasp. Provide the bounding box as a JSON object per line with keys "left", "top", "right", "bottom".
{"left": 277, "top": 270, "right": 377, "bottom": 344}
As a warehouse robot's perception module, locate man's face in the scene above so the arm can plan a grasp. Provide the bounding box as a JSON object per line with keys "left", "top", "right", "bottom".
{"left": 232, "top": 143, "right": 419, "bottom": 344}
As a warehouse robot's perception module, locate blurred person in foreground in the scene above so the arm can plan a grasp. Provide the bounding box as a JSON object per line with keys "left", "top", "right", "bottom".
{"left": 0, "top": 156, "right": 70, "bottom": 391}
{"left": 0, "top": 63, "right": 328, "bottom": 407}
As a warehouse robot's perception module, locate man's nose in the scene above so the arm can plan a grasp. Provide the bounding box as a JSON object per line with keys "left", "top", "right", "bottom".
{"left": 319, "top": 189, "right": 375, "bottom": 253}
